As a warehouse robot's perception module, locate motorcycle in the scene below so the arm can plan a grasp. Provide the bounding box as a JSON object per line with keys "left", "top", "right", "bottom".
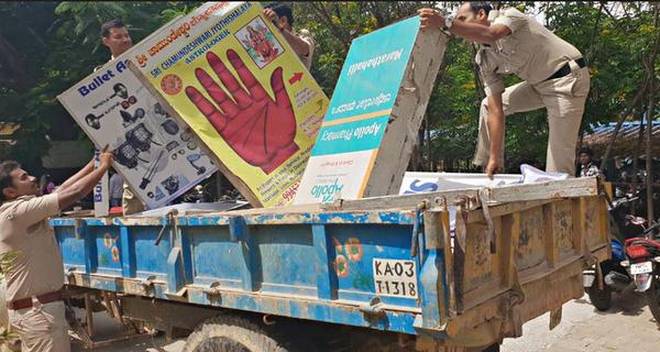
{"left": 583, "top": 196, "right": 645, "bottom": 311}
{"left": 621, "top": 221, "right": 660, "bottom": 326}
{"left": 182, "top": 184, "right": 212, "bottom": 203}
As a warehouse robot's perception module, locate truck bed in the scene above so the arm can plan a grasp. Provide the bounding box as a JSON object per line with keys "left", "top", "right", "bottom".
{"left": 51, "top": 177, "right": 609, "bottom": 348}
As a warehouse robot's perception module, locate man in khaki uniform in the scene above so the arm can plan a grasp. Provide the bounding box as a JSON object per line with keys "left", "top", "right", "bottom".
{"left": 419, "top": 2, "right": 590, "bottom": 176}
{"left": 0, "top": 150, "right": 113, "bottom": 351}
{"left": 98, "top": 19, "right": 144, "bottom": 214}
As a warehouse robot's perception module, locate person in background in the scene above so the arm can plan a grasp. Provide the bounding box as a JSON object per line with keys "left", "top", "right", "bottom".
{"left": 100, "top": 19, "right": 132, "bottom": 62}
{"left": 419, "top": 2, "right": 590, "bottom": 177}
{"left": 577, "top": 146, "right": 602, "bottom": 178}
{"left": 98, "top": 19, "right": 144, "bottom": 215}
{"left": 263, "top": 3, "right": 316, "bottom": 70}
{"left": 0, "top": 149, "right": 113, "bottom": 352}
{"left": 108, "top": 170, "right": 124, "bottom": 208}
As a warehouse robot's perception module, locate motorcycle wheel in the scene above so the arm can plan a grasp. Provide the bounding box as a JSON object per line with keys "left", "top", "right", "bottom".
{"left": 646, "top": 275, "right": 660, "bottom": 327}
{"left": 586, "top": 285, "right": 612, "bottom": 311}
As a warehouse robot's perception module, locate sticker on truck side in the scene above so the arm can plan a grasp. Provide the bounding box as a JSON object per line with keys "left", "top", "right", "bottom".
{"left": 373, "top": 258, "right": 418, "bottom": 299}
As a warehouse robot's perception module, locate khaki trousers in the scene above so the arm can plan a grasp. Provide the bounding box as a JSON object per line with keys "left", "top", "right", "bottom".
{"left": 474, "top": 64, "right": 590, "bottom": 175}
{"left": 8, "top": 301, "right": 70, "bottom": 352}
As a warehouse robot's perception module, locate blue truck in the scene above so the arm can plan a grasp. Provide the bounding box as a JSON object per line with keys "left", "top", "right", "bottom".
{"left": 52, "top": 177, "right": 609, "bottom": 351}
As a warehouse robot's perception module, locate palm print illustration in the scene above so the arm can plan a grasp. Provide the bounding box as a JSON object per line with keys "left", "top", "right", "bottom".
{"left": 185, "top": 49, "right": 298, "bottom": 174}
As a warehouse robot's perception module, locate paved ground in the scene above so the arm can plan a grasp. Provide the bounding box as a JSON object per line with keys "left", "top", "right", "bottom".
{"left": 502, "top": 290, "right": 659, "bottom": 352}
{"left": 71, "top": 291, "right": 659, "bottom": 352}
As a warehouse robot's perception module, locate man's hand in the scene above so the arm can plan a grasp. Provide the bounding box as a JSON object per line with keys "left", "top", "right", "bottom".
{"left": 263, "top": 8, "right": 284, "bottom": 30}
{"left": 418, "top": 8, "right": 444, "bottom": 30}
{"left": 485, "top": 157, "right": 502, "bottom": 178}
{"left": 57, "top": 145, "right": 115, "bottom": 210}
{"left": 98, "top": 145, "right": 114, "bottom": 170}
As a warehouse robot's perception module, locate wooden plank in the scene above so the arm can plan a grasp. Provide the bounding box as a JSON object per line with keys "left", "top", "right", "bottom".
{"left": 466, "top": 199, "right": 552, "bottom": 224}
{"left": 487, "top": 177, "right": 598, "bottom": 203}
{"left": 463, "top": 222, "right": 493, "bottom": 293}
{"left": 501, "top": 213, "right": 521, "bottom": 288}
{"left": 544, "top": 203, "right": 559, "bottom": 268}
{"left": 517, "top": 207, "right": 546, "bottom": 270}
{"left": 574, "top": 198, "right": 588, "bottom": 256}
{"left": 442, "top": 208, "right": 457, "bottom": 318}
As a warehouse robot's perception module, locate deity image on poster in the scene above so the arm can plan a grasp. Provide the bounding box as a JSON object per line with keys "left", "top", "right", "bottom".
{"left": 235, "top": 16, "right": 285, "bottom": 68}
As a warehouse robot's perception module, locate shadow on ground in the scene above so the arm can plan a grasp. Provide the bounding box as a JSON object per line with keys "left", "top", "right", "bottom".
{"left": 574, "top": 287, "right": 648, "bottom": 317}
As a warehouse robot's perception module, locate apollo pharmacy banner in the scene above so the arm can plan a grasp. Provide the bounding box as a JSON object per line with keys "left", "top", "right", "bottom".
{"left": 294, "top": 17, "right": 420, "bottom": 205}
{"left": 58, "top": 58, "right": 217, "bottom": 210}
{"left": 130, "top": 2, "right": 328, "bottom": 207}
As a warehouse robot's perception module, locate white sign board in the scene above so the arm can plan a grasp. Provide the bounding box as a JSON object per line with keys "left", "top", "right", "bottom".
{"left": 93, "top": 150, "right": 109, "bottom": 216}
{"left": 58, "top": 58, "right": 217, "bottom": 209}
{"left": 398, "top": 172, "right": 523, "bottom": 195}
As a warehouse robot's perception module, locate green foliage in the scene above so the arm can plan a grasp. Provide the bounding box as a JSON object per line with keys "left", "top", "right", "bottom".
{"left": 0, "top": 1, "right": 200, "bottom": 172}
{"left": 0, "top": 1, "right": 656, "bottom": 175}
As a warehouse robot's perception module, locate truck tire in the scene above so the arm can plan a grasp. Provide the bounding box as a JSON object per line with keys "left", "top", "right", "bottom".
{"left": 183, "top": 315, "right": 289, "bottom": 352}
{"left": 586, "top": 285, "right": 612, "bottom": 311}
{"left": 646, "top": 275, "right": 660, "bottom": 327}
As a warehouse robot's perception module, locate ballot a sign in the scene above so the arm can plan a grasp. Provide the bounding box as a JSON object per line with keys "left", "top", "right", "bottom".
{"left": 58, "top": 53, "right": 217, "bottom": 210}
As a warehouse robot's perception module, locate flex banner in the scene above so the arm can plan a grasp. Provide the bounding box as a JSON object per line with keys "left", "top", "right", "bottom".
{"left": 58, "top": 53, "right": 217, "bottom": 210}
{"left": 129, "top": 2, "right": 329, "bottom": 207}
{"left": 294, "top": 17, "right": 423, "bottom": 204}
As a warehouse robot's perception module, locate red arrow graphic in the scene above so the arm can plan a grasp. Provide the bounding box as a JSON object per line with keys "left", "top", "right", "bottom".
{"left": 288, "top": 72, "right": 303, "bottom": 84}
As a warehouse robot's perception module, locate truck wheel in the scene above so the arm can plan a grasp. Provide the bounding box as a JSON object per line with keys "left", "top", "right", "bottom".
{"left": 183, "top": 315, "right": 289, "bottom": 352}
{"left": 646, "top": 275, "right": 660, "bottom": 327}
{"left": 586, "top": 285, "right": 612, "bottom": 311}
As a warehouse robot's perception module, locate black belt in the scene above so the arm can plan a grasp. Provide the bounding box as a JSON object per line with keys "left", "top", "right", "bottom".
{"left": 8, "top": 289, "right": 64, "bottom": 310}
{"left": 545, "top": 58, "right": 587, "bottom": 81}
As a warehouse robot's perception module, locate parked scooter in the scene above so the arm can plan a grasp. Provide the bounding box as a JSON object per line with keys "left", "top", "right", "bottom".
{"left": 583, "top": 196, "right": 645, "bottom": 310}
{"left": 621, "top": 221, "right": 660, "bottom": 326}
{"left": 182, "top": 184, "right": 212, "bottom": 203}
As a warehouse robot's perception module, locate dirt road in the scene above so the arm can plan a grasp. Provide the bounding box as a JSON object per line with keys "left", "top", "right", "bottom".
{"left": 71, "top": 291, "right": 659, "bottom": 352}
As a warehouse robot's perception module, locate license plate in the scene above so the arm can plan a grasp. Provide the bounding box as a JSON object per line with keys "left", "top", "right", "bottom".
{"left": 373, "top": 258, "right": 418, "bottom": 299}
{"left": 630, "top": 261, "right": 653, "bottom": 275}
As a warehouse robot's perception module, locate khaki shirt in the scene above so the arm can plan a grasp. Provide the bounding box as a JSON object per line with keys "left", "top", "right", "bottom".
{"left": 296, "top": 29, "right": 316, "bottom": 70}
{"left": 476, "top": 8, "right": 583, "bottom": 96}
{"left": 0, "top": 194, "right": 63, "bottom": 302}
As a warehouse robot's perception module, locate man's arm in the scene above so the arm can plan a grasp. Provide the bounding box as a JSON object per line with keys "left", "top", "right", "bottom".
{"left": 56, "top": 159, "right": 95, "bottom": 193}
{"left": 418, "top": 8, "right": 511, "bottom": 44}
{"left": 279, "top": 29, "right": 311, "bottom": 58}
{"left": 485, "top": 93, "right": 505, "bottom": 177}
{"left": 57, "top": 152, "right": 113, "bottom": 210}
{"left": 262, "top": 8, "right": 311, "bottom": 58}
{"left": 449, "top": 21, "right": 511, "bottom": 44}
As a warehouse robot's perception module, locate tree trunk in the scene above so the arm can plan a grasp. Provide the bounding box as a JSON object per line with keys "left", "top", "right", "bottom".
{"left": 645, "top": 83, "right": 656, "bottom": 224}
{"left": 631, "top": 110, "right": 645, "bottom": 215}
{"left": 645, "top": 4, "right": 659, "bottom": 225}
{"left": 599, "top": 81, "right": 648, "bottom": 173}
{"left": 425, "top": 114, "right": 433, "bottom": 171}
